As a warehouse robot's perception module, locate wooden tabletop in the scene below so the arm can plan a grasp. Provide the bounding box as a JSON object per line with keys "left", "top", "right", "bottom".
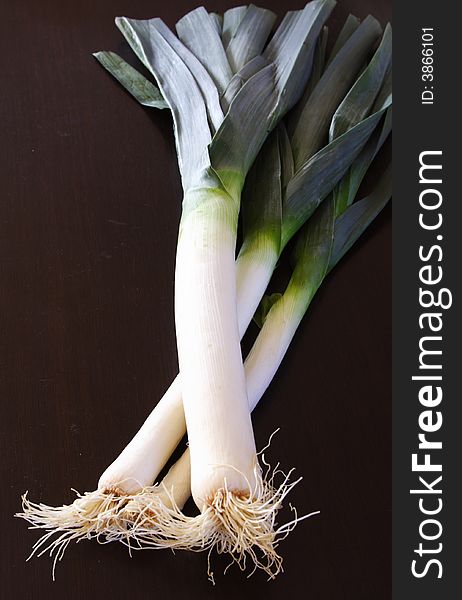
{"left": 1, "top": 1, "right": 391, "bottom": 598}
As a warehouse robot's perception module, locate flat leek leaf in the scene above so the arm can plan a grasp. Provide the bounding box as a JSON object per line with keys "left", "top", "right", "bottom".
{"left": 265, "top": 0, "right": 336, "bottom": 127}
{"left": 209, "top": 12, "right": 223, "bottom": 35}
{"left": 176, "top": 6, "right": 233, "bottom": 93}
{"left": 277, "top": 123, "right": 294, "bottom": 196}
{"left": 290, "top": 15, "right": 382, "bottom": 170}
{"left": 221, "top": 55, "right": 269, "bottom": 112}
{"left": 115, "top": 16, "right": 212, "bottom": 191}
{"left": 331, "top": 70, "right": 392, "bottom": 215}
{"left": 119, "top": 17, "right": 225, "bottom": 132}
{"left": 329, "top": 163, "right": 391, "bottom": 270}
{"left": 300, "top": 14, "right": 363, "bottom": 118}
{"left": 286, "top": 24, "right": 329, "bottom": 133}
{"left": 209, "top": 64, "right": 278, "bottom": 195}
{"left": 114, "top": 17, "right": 156, "bottom": 73}
{"left": 330, "top": 24, "right": 392, "bottom": 140}
{"left": 253, "top": 293, "right": 282, "bottom": 329}
{"left": 281, "top": 103, "right": 389, "bottom": 248}
{"left": 290, "top": 194, "right": 335, "bottom": 295}
{"left": 326, "top": 14, "right": 360, "bottom": 65}
{"left": 315, "top": 25, "right": 329, "bottom": 80}
{"left": 336, "top": 106, "right": 392, "bottom": 214}
{"left": 148, "top": 18, "right": 224, "bottom": 133}
{"left": 374, "top": 105, "right": 392, "bottom": 154}
{"left": 263, "top": 11, "right": 301, "bottom": 62}
{"left": 93, "top": 51, "right": 168, "bottom": 109}
{"left": 115, "top": 17, "right": 223, "bottom": 133}
{"left": 300, "top": 25, "right": 329, "bottom": 100}
{"left": 332, "top": 173, "right": 351, "bottom": 218}
{"left": 226, "top": 5, "right": 276, "bottom": 73}
{"left": 240, "top": 128, "right": 282, "bottom": 252}
{"left": 222, "top": 6, "right": 247, "bottom": 48}
{"left": 372, "top": 66, "right": 392, "bottom": 113}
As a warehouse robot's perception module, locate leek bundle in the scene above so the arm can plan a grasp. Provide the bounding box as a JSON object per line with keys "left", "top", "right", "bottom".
{"left": 18, "top": 3, "right": 392, "bottom": 579}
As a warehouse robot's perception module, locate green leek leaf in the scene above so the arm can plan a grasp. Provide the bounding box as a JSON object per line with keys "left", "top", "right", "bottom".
{"left": 116, "top": 17, "right": 224, "bottom": 134}
{"left": 176, "top": 7, "right": 233, "bottom": 93}
{"left": 326, "top": 13, "right": 360, "bottom": 65}
{"left": 281, "top": 101, "right": 390, "bottom": 248}
{"left": 298, "top": 25, "right": 329, "bottom": 101}
{"left": 222, "top": 6, "right": 247, "bottom": 48}
{"left": 208, "top": 64, "right": 278, "bottom": 195}
{"left": 265, "top": 0, "right": 336, "bottom": 127}
{"left": 329, "top": 163, "right": 391, "bottom": 269}
{"left": 209, "top": 12, "right": 223, "bottom": 35}
{"left": 290, "top": 15, "right": 382, "bottom": 170}
{"left": 226, "top": 5, "right": 276, "bottom": 73}
{"left": 93, "top": 51, "right": 168, "bottom": 109}
{"left": 221, "top": 55, "right": 269, "bottom": 112}
{"left": 277, "top": 123, "right": 294, "bottom": 196}
{"left": 290, "top": 194, "right": 335, "bottom": 296}
{"left": 330, "top": 24, "right": 392, "bottom": 140}
{"left": 240, "top": 128, "right": 283, "bottom": 252}
{"left": 334, "top": 106, "right": 391, "bottom": 215}
{"left": 115, "top": 16, "right": 213, "bottom": 191}
{"left": 372, "top": 66, "right": 392, "bottom": 113}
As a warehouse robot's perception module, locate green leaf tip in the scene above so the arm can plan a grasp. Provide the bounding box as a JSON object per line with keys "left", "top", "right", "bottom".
{"left": 93, "top": 51, "right": 169, "bottom": 110}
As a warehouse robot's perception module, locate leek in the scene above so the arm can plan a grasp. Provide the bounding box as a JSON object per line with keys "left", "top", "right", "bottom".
{"left": 18, "top": 4, "right": 392, "bottom": 579}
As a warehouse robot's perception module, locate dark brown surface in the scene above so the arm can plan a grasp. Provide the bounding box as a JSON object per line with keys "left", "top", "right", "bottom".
{"left": 1, "top": 1, "right": 391, "bottom": 598}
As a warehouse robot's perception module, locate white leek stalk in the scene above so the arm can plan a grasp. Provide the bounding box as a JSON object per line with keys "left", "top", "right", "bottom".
{"left": 175, "top": 183, "right": 258, "bottom": 500}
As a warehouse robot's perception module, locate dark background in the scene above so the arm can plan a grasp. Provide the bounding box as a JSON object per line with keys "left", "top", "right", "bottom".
{"left": 0, "top": 1, "right": 391, "bottom": 598}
